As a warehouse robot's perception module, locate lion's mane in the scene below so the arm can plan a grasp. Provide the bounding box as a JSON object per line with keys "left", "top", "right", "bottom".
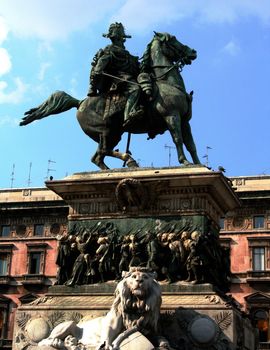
{"left": 111, "top": 269, "right": 162, "bottom": 334}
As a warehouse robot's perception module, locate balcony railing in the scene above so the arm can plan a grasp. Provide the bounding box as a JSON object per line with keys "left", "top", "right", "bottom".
{"left": 246, "top": 270, "right": 270, "bottom": 281}
{"left": 22, "top": 274, "right": 45, "bottom": 284}
{"left": 259, "top": 342, "right": 270, "bottom": 349}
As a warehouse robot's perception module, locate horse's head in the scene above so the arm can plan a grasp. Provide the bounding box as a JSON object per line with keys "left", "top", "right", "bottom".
{"left": 153, "top": 32, "right": 197, "bottom": 65}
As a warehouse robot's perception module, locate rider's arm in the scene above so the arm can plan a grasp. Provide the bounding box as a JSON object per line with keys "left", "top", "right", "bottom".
{"left": 93, "top": 48, "right": 112, "bottom": 75}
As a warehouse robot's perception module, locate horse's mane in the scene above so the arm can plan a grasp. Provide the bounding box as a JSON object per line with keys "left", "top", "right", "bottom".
{"left": 140, "top": 39, "right": 154, "bottom": 73}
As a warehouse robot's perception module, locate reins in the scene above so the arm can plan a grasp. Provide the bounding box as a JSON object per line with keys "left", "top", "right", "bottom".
{"left": 152, "top": 58, "right": 184, "bottom": 80}
{"left": 100, "top": 58, "right": 184, "bottom": 85}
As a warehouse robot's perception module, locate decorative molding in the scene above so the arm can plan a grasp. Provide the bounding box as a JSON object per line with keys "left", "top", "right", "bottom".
{"left": 205, "top": 295, "right": 221, "bottom": 304}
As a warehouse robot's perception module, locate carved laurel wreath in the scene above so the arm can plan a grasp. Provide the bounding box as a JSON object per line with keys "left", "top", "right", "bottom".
{"left": 115, "top": 178, "right": 148, "bottom": 211}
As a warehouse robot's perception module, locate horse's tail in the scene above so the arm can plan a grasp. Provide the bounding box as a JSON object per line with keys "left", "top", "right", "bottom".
{"left": 20, "top": 90, "right": 81, "bottom": 126}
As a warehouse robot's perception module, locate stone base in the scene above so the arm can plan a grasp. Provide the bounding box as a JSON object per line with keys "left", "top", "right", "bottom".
{"left": 13, "top": 283, "right": 256, "bottom": 350}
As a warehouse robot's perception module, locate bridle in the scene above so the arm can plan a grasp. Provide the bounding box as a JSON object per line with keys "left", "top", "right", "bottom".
{"left": 151, "top": 58, "right": 185, "bottom": 81}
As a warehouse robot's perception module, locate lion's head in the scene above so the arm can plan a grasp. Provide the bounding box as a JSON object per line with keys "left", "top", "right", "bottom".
{"left": 125, "top": 269, "right": 155, "bottom": 298}
{"left": 112, "top": 268, "right": 162, "bottom": 333}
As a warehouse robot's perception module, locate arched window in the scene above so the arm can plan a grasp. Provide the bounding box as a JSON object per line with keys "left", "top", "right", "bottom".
{"left": 254, "top": 309, "right": 269, "bottom": 342}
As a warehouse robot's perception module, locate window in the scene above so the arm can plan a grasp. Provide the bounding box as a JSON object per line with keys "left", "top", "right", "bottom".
{"left": 29, "top": 252, "right": 41, "bottom": 274}
{"left": 34, "top": 224, "right": 44, "bottom": 236}
{"left": 0, "top": 295, "right": 10, "bottom": 340}
{"left": 0, "top": 226, "right": 10, "bottom": 237}
{"left": 0, "top": 245, "right": 13, "bottom": 281}
{"left": 254, "top": 309, "right": 269, "bottom": 343}
{"left": 24, "top": 243, "right": 47, "bottom": 279}
{"left": 253, "top": 216, "right": 265, "bottom": 229}
{"left": 0, "top": 255, "right": 8, "bottom": 276}
{"left": 253, "top": 247, "right": 265, "bottom": 271}
{"left": 219, "top": 217, "right": 225, "bottom": 230}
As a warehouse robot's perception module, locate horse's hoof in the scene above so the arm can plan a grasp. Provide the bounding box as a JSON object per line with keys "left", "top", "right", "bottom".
{"left": 126, "top": 159, "right": 139, "bottom": 168}
{"left": 181, "top": 159, "right": 191, "bottom": 166}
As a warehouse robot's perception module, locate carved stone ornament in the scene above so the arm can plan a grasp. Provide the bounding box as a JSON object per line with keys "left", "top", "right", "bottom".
{"left": 16, "top": 224, "right": 27, "bottom": 237}
{"left": 187, "top": 315, "right": 220, "bottom": 347}
{"left": 214, "top": 311, "right": 232, "bottom": 331}
{"left": 115, "top": 178, "right": 148, "bottom": 211}
{"left": 232, "top": 216, "right": 248, "bottom": 230}
{"left": 32, "top": 269, "right": 165, "bottom": 349}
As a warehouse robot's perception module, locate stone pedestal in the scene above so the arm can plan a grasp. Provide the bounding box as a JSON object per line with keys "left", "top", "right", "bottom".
{"left": 14, "top": 283, "right": 256, "bottom": 349}
{"left": 46, "top": 166, "right": 239, "bottom": 235}
{"left": 13, "top": 166, "right": 257, "bottom": 349}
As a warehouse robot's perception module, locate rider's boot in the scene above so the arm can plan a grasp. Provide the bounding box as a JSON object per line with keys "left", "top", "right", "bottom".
{"left": 123, "top": 108, "right": 144, "bottom": 129}
{"left": 123, "top": 89, "right": 144, "bottom": 129}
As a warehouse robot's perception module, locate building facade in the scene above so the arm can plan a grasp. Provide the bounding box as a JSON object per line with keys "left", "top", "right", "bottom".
{"left": 0, "top": 188, "right": 68, "bottom": 348}
{"left": 1, "top": 175, "right": 270, "bottom": 348}
{"left": 220, "top": 176, "right": 270, "bottom": 347}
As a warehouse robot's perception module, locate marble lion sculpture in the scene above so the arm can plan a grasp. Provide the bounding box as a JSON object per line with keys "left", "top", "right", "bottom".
{"left": 38, "top": 268, "right": 162, "bottom": 350}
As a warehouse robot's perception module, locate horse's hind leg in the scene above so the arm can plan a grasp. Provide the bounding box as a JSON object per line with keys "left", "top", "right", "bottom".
{"left": 164, "top": 115, "right": 190, "bottom": 165}
{"left": 91, "top": 150, "right": 109, "bottom": 170}
{"left": 91, "top": 132, "right": 111, "bottom": 170}
{"left": 181, "top": 120, "right": 201, "bottom": 164}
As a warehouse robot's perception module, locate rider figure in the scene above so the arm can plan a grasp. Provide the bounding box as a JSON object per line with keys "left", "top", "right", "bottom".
{"left": 87, "top": 22, "right": 143, "bottom": 128}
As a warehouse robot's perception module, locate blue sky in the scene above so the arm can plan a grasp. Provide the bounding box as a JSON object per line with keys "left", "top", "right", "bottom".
{"left": 0, "top": 0, "right": 270, "bottom": 188}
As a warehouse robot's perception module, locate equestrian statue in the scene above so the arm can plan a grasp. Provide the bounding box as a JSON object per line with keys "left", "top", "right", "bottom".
{"left": 20, "top": 23, "right": 201, "bottom": 170}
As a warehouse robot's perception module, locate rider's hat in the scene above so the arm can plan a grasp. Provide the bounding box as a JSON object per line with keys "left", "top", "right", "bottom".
{"left": 103, "top": 22, "right": 131, "bottom": 40}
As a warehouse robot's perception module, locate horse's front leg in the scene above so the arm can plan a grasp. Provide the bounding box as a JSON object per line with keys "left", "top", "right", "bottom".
{"left": 164, "top": 115, "right": 190, "bottom": 165}
{"left": 181, "top": 119, "right": 201, "bottom": 164}
{"left": 107, "top": 150, "right": 139, "bottom": 168}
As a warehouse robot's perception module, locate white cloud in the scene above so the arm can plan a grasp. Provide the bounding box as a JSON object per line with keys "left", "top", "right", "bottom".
{"left": 0, "top": 1, "right": 122, "bottom": 41}
{"left": 0, "top": 78, "right": 28, "bottom": 104}
{"left": 0, "top": 16, "right": 9, "bottom": 44}
{"left": 0, "top": 115, "right": 19, "bottom": 128}
{"left": 38, "top": 41, "right": 54, "bottom": 55}
{"left": 0, "top": 1, "right": 269, "bottom": 42}
{"left": 112, "top": 0, "right": 270, "bottom": 33}
{"left": 38, "top": 62, "right": 51, "bottom": 81}
{"left": 222, "top": 40, "right": 241, "bottom": 56}
{"left": 0, "top": 48, "right": 11, "bottom": 76}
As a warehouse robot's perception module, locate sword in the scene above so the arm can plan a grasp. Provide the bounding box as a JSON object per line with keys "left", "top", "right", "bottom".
{"left": 123, "top": 132, "right": 132, "bottom": 167}
{"left": 101, "top": 72, "right": 140, "bottom": 86}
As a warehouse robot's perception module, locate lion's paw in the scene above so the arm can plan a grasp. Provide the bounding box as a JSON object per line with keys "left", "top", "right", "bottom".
{"left": 38, "top": 337, "right": 64, "bottom": 348}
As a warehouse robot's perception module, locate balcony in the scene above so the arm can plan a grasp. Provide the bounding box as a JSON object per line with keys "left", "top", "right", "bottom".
{"left": 246, "top": 270, "right": 270, "bottom": 282}
{"left": 0, "top": 339, "right": 12, "bottom": 349}
{"left": 21, "top": 274, "right": 45, "bottom": 285}
{"left": 259, "top": 343, "right": 270, "bottom": 349}
{"left": 0, "top": 275, "right": 11, "bottom": 284}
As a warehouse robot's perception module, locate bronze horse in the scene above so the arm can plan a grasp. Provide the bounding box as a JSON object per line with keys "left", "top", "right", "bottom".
{"left": 20, "top": 32, "right": 201, "bottom": 170}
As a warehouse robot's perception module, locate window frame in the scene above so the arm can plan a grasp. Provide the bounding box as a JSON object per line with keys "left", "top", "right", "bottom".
{"left": 219, "top": 217, "right": 225, "bottom": 230}
{"left": 33, "top": 224, "right": 44, "bottom": 237}
{"left": 252, "top": 247, "right": 265, "bottom": 272}
{"left": 25, "top": 243, "right": 47, "bottom": 276}
{"left": 0, "top": 245, "right": 14, "bottom": 280}
{"left": 253, "top": 215, "right": 265, "bottom": 229}
{"left": 248, "top": 237, "right": 270, "bottom": 273}
{"left": 0, "top": 226, "right": 11, "bottom": 238}
{"left": 0, "top": 296, "right": 10, "bottom": 340}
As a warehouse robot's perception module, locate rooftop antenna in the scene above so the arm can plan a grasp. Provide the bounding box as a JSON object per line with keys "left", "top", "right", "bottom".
{"left": 164, "top": 144, "right": 175, "bottom": 166}
{"left": 202, "top": 146, "right": 212, "bottom": 167}
{"left": 10, "top": 164, "right": 15, "bottom": 188}
{"left": 45, "top": 159, "right": 56, "bottom": 180}
{"left": 27, "top": 162, "right": 32, "bottom": 187}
